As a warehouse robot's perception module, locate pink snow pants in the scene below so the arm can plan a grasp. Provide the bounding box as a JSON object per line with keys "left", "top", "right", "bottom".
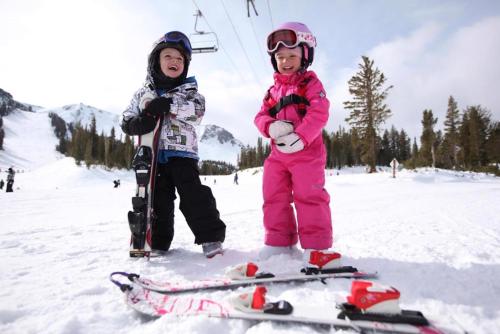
{"left": 262, "top": 143, "right": 332, "bottom": 249}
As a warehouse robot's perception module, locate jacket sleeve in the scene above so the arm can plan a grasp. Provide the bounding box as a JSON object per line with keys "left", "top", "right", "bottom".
{"left": 168, "top": 89, "right": 205, "bottom": 126}
{"left": 294, "top": 76, "right": 330, "bottom": 147}
{"left": 121, "top": 89, "right": 157, "bottom": 136}
{"left": 254, "top": 92, "right": 276, "bottom": 138}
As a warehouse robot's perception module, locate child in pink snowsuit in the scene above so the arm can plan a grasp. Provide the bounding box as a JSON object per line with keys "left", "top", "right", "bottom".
{"left": 254, "top": 22, "right": 333, "bottom": 261}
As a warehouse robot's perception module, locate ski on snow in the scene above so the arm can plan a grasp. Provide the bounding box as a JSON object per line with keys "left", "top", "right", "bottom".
{"left": 110, "top": 271, "right": 457, "bottom": 334}
{"left": 110, "top": 262, "right": 378, "bottom": 295}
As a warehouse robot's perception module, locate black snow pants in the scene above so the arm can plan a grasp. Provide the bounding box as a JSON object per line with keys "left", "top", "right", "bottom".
{"left": 6, "top": 180, "right": 14, "bottom": 193}
{"left": 151, "top": 157, "right": 226, "bottom": 251}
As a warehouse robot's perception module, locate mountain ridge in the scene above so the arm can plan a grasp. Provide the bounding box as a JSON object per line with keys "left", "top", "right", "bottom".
{"left": 1, "top": 87, "right": 242, "bottom": 166}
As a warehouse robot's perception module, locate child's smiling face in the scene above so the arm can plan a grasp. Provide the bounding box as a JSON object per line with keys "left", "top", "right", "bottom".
{"left": 274, "top": 46, "right": 302, "bottom": 75}
{"left": 159, "top": 48, "right": 185, "bottom": 78}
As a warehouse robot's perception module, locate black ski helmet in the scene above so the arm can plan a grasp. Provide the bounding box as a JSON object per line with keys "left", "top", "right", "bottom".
{"left": 147, "top": 31, "right": 193, "bottom": 88}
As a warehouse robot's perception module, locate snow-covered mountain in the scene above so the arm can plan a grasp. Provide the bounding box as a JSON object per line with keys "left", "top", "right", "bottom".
{"left": 39, "top": 103, "right": 124, "bottom": 139}
{"left": 198, "top": 124, "right": 243, "bottom": 166}
{"left": 0, "top": 88, "right": 41, "bottom": 115}
{"left": 38, "top": 101, "right": 243, "bottom": 165}
{"left": 41, "top": 106, "right": 243, "bottom": 165}
{"left": 1, "top": 87, "right": 244, "bottom": 166}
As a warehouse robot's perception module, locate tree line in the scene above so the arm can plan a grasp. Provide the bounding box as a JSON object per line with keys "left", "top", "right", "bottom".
{"left": 199, "top": 160, "right": 236, "bottom": 175}
{"left": 49, "top": 113, "right": 240, "bottom": 174}
{"left": 49, "top": 113, "right": 134, "bottom": 169}
{"left": 238, "top": 56, "right": 499, "bottom": 176}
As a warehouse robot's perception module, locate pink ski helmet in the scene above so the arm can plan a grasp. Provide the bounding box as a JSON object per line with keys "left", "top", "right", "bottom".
{"left": 266, "top": 22, "right": 316, "bottom": 72}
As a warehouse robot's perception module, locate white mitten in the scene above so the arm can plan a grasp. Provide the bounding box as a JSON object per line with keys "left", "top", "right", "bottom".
{"left": 268, "top": 121, "right": 294, "bottom": 139}
{"left": 275, "top": 133, "right": 304, "bottom": 154}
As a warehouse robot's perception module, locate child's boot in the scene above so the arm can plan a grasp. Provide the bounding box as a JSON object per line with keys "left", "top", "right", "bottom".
{"left": 303, "top": 249, "right": 342, "bottom": 270}
{"left": 202, "top": 241, "right": 223, "bottom": 258}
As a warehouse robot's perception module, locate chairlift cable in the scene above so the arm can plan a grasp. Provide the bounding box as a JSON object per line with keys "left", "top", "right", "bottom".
{"left": 191, "top": 0, "right": 246, "bottom": 83}
{"left": 219, "top": 0, "right": 263, "bottom": 89}
{"left": 266, "top": 0, "right": 274, "bottom": 29}
{"left": 248, "top": 15, "right": 268, "bottom": 72}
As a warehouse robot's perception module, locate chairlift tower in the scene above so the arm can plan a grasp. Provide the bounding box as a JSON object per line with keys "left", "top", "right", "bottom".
{"left": 190, "top": 10, "right": 219, "bottom": 54}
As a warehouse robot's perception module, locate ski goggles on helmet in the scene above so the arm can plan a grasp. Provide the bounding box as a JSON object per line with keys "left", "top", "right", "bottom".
{"left": 156, "top": 31, "right": 192, "bottom": 55}
{"left": 266, "top": 29, "right": 316, "bottom": 53}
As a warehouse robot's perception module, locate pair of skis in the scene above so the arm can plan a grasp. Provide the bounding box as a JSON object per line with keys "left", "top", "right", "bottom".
{"left": 110, "top": 263, "right": 456, "bottom": 333}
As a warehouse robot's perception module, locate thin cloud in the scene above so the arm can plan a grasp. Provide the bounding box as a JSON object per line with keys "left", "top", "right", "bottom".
{"left": 328, "top": 16, "right": 500, "bottom": 140}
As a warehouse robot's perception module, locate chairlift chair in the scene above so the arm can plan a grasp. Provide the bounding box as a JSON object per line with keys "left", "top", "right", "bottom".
{"left": 190, "top": 10, "right": 219, "bottom": 54}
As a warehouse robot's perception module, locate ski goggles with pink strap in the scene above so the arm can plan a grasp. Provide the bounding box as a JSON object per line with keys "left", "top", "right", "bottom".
{"left": 266, "top": 29, "right": 316, "bottom": 53}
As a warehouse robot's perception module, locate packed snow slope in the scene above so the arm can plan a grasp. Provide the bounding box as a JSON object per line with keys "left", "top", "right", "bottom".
{"left": 1, "top": 110, "right": 500, "bottom": 334}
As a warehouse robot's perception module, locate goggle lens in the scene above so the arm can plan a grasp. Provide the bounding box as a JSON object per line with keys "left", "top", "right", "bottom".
{"left": 267, "top": 29, "right": 298, "bottom": 52}
{"left": 162, "top": 31, "right": 192, "bottom": 54}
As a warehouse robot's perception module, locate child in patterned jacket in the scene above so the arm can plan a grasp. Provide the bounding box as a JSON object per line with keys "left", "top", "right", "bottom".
{"left": 121, "top": 31, "right": 225, "bottom": 258}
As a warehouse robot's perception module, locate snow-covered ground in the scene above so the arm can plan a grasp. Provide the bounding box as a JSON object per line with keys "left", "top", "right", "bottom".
{"left": 1, "top": 110, "right": 500, "bottom": 334}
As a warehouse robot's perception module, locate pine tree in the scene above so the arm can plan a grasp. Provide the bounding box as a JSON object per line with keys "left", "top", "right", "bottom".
{"left": 344, "top": 56, "right": 393, "bottom": 173}
{"left": 256, "top": 137, "right": 264, "bottom": 165}
{"left": 485, "top": 121, "right": 500, "bottom": 170}
{"left": 434, "top": 130, "right": 444, "bottom": 167}
{"left": 97, "top": 131, "right": 106, "bottom": 163}
{"left": 104, "top": 137, "right": 112, "bottom": 168}
{"left": 398, "top": 129, "right": 411, "bottom": 162}
{"left": 407, "top": 137, "right": 419, "bottom": 169}
{"left": 124, "top": 135, "right": 134, "bottom": 169}
{"left": 443, "top": 96, "right": 461, "bottom": 169}
{"left": 70, "top": 123, "right": 86, "bottom": 165}
{"left": 460, "top": 105, "right": 491, "bottom": 169}
{"left": 378, "top": 130, "right": 391, "bottom": 166}
{"left": 0, "top": 116, "right": 4, "bottom": 150}
{"left": 322, "top": 129, "right": 333, "bottom": 168}
{"left": 89, "top": 115, "right": 98, "bottom": 159}
{"left": 107, "top": 127, "right": 117, "bottom": 168}
{"left": 84, "top": 139, "right": 93, "bottom": 168}
{"left": 419, "top": 109, "right": 438, "bottom": 167}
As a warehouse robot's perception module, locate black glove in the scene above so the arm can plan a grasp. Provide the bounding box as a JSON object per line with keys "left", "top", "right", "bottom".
{"left": 121, "top": 116, "right": 156, "bottom": 136}
{"left": 142, "top": 97, "right": 172, "bottom": 118}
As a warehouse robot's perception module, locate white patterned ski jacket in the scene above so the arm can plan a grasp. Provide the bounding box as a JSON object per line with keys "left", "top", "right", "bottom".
{"left": 122, "top": 77, "right": 205, "bottom": 156}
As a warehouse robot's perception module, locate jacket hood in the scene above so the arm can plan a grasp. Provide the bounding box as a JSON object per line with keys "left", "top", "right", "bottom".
{"left": 147, "top": 40, "right": 191, "bottom": 90}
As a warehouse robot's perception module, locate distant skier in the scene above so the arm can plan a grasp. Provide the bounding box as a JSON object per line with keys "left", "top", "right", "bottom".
{"left": 233, "top": 172, "right": 239, "bottom": 185}
{"left": 0, "top": 179, "right": 4, "bottom": 190}
{"left": 113, "top": 179, "right": 121, "bottom": 188}
{"left": 254, "top": 22, "right": 339, "bottom": 267}
{"left": 6, "top": 167, "right": 15, "bottom": 192}
{"left": 121, "top": 31, "right": 226, "bottom": 258}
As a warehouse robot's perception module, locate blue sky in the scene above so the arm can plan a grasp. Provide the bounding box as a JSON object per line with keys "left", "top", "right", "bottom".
{"left": 1, "top": 0, "right": 499, "bottom": 144}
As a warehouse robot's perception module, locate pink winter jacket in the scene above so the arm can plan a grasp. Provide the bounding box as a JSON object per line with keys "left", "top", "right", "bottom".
{"left": 254, "top": 70, "right": 330, "bottom": 156}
